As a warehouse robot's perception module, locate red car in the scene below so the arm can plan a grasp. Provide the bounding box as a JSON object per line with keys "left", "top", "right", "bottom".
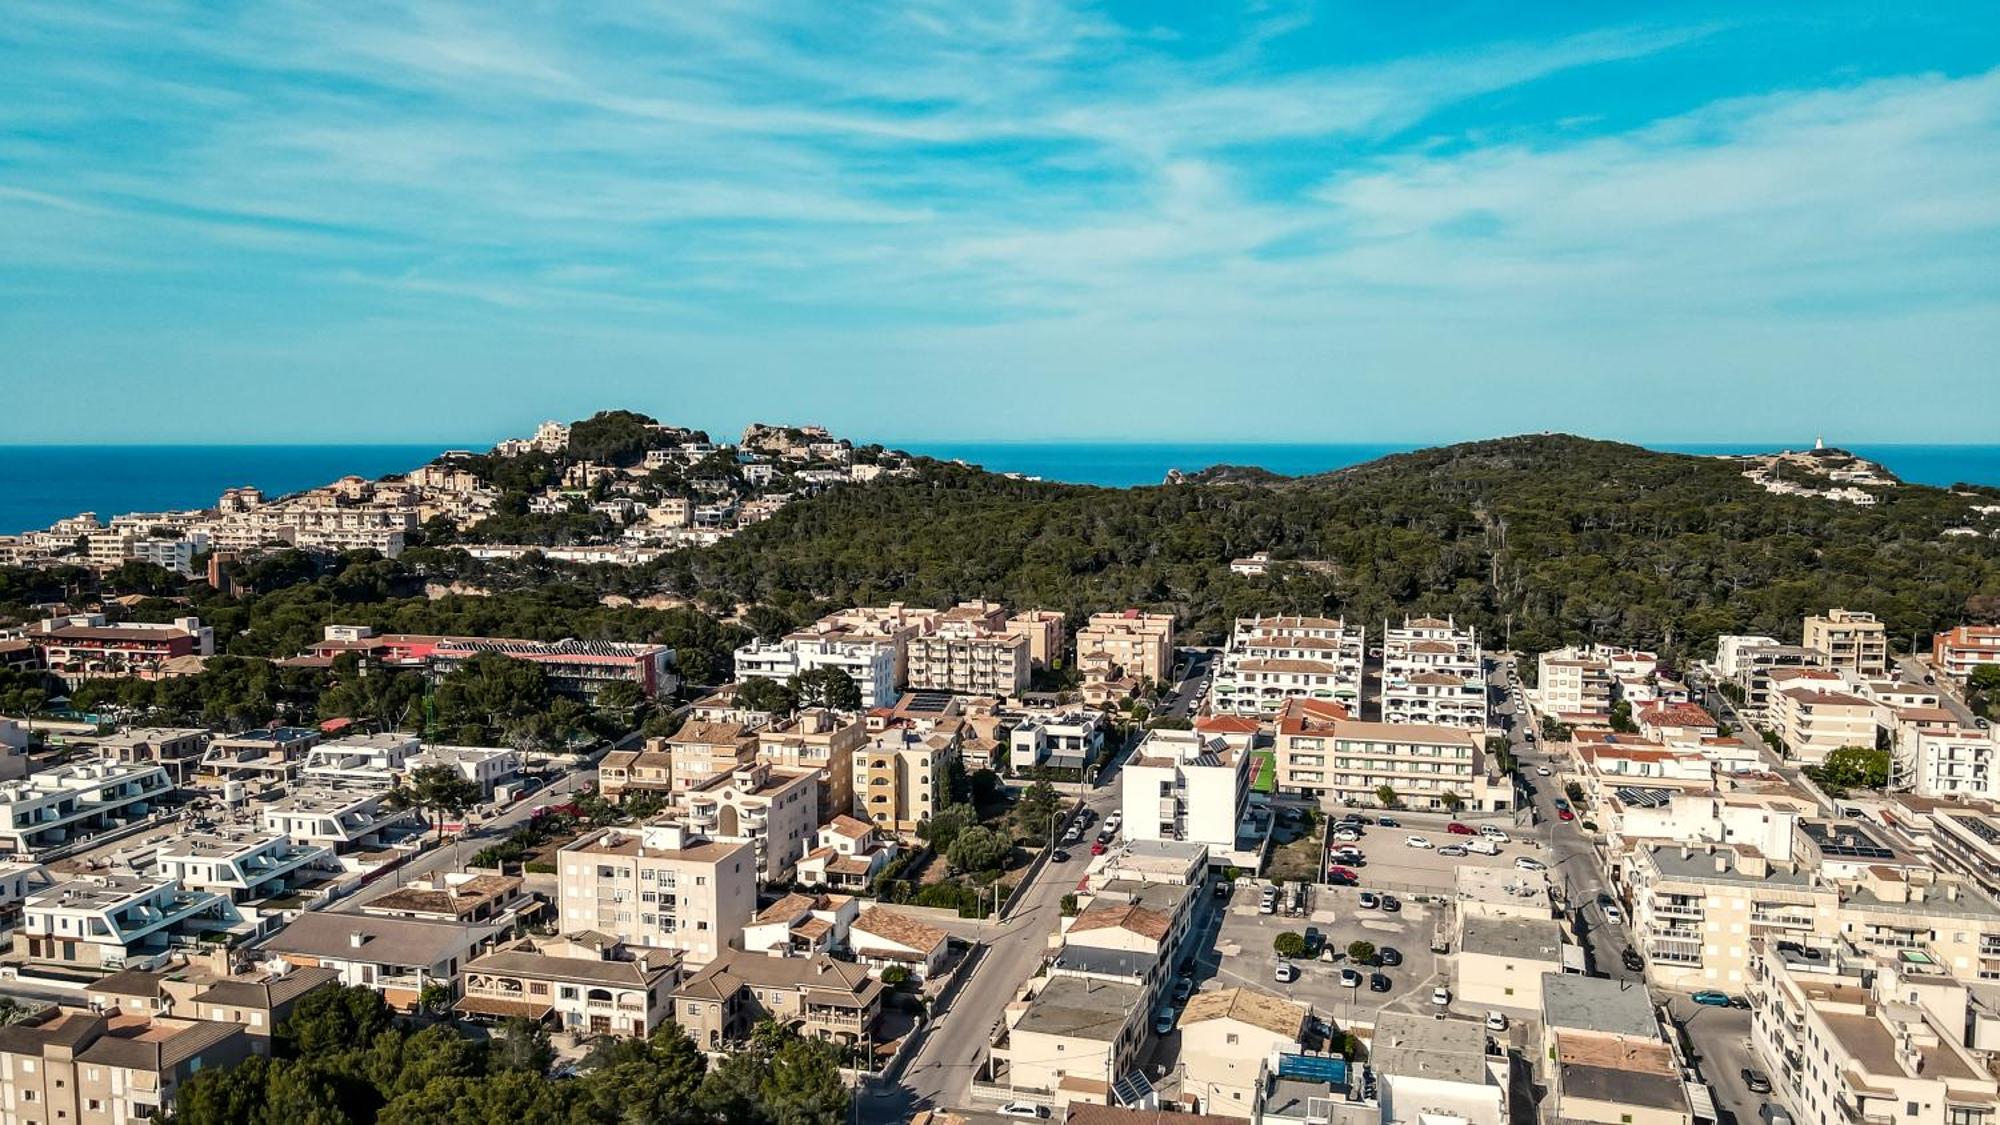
{"left": 1326, "top": 865, "right": 1358, "bottom": 882}
{"left": 1446, "top": 822, "right": 1476, "bottom": 835}
{"left": 1090, "top": 840, "right": 1108, "bottom": 855}
{"left": 1557, "top": 809, "right": 1576, "bottom": 822}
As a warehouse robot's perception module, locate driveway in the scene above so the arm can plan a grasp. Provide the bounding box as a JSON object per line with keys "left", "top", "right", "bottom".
{"left": 1670, "top": 995, "right": 1768, "bottom": 1125}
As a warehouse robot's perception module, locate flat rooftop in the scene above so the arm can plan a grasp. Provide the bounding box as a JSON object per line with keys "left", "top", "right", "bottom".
{"left": 1370, "top": 1011, "right": 1489, "bottom": 1086}
{"left": 1013, "top": 976, "right": 1142, "bottom": 1042}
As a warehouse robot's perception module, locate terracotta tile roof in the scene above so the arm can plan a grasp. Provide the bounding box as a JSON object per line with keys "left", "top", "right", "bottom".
{"left": 852, "top": 907, "right": 947, "bottom": 954}
{"left": 1179, "top": 986, "right": 1307, "bottom": 1038}
{"left": 1194, "top": 714, "right": 1264, "bottom": 735}
{"left": 1638, "top": 702, "right": 1718, "bottom": 729}
{"left": 1068, "top": 902, "right": 1170, "bottom": 942}
{"left": 825, "top": 815, "right": 874, "bottom": 839}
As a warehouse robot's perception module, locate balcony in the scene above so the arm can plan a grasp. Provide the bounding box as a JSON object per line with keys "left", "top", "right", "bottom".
{"left": 1654, "top": 900, "right": 1705, "bottom": 921}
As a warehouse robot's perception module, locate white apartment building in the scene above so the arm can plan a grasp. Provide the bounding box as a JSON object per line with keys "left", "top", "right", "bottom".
{"left": 299, "top": 732, "right": 420, "bottom": 787}
{"left": 0, "top": 761, "right": 175, "bottom": 858}
{"left": 259, "top": 785, "right": 423, "bottom": 853}
{"left": 1803, "top": 608, "right": 1892, "bottom": 678}
{"left": 556, "top": 822, "right": 755, "bottom": 967}
{"left": 733, "top": 635, "right": 899, "bottom": 708}
{"left": 1006, "top": 709, "right": 1106, "bottom": 774}
{"left": 1713, "top": 634, "right": 1784, "bottom": 679}
{"left": 1770, "top": 686, "right": 1879, "bottom": 763}
{"left": 14, "top": 874, "right": 246, "bottom": 969}
{"left": 905, "top": 621, "right": 1031, "bottom": 698}
{"left": 415, "top": 743, "right": 522, "bottom": 795}
{"left": 1909, "top": 727, "right": 2000, "bottom": 800}
{"left": 1212, "top": 615, "right": 1365, "bottom": 716}
{"left": 1279, "top": 709, "right": 1512, "bottom": 811}
{"left": 1379, "top": 614, "right": 1487, "bottom": 730}
{"left": 1121, "top": 729, "right": 1251, "bottom": 865}
{"left": 1536, "top": 647, "right": 1615, "bottom": 721}
{"left": 152, "top": 829, "right": 342, "bottom": 904}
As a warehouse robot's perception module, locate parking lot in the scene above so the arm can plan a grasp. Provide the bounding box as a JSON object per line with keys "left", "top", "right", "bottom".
{"left": 1197, "top": 879, "right": 1446, "bottom": 1030}
{"left": 1320, "top": 820, "right": 1555, "bottom": 898}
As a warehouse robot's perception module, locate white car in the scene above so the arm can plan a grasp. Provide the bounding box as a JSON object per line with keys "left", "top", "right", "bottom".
{"left": 1478, "top": 825, "right": 1509, "bottom": 841}
{"left": 1602, "top": 903, "right": 1624, "bottom": 925}
{"left": 997, "top": 1104, "right": 1050, "bottom": 1119}
{"left": 1535, "top": 766, "right": 1552, "bottom": 776}
{"left": 1486, "top": 1011, "right": 1509, "bottom": 1032}
{"left": 1431, "top": 986, "right": 1452, "bottom": 1007}
{"left": 1514, "top": 856, "right": 1547, "bottom": 872}
{"left": 1405, "top": 835, "right": 1434, "bottom": 850}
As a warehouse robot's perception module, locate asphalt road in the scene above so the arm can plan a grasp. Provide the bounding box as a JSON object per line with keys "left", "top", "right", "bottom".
{"left": 1671, "top": 996, "right": 1765, "bottom": 1125}
{"left": 864, "top": 774, "right": 1127, "bottom": 1123}
{"left": 1161, "top": 648, "right": 1216, "bottom": 719}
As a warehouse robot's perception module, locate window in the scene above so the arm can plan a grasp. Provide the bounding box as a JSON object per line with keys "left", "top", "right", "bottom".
{"left": 561, "top": 986, "right": 579, "bottom": 1000}
{"left": 1226, "top": 1033, "right": 1239, "bottom": 1045}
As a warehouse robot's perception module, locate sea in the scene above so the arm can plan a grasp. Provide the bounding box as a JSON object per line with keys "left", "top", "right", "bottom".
{"left": 2, "top": 441, "right": 1999, "bottom": 535}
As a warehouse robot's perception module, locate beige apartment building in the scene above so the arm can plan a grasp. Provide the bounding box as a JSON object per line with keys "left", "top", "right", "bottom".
{"left": 679, "top": 762, "right": 820, "bottom": 882}
{"left": 853, "top": 725, "right": 955, "bottom": 837}
{"left": 0, "top": 1007, "right": 255, "bottom": 1125}
{"left": 664, "top": 722, "right": 760, "bottom": 794}
{"left": 757, "top": 708, "right": 865, "bottom": 820}
{"left": 557, "top": 822, "right": 756, "bottom": 968}
{"left": 1076, "top": 610, "right": 1176, "bottom": 685}
{"left": 1535, "top": 647, "right": 1614, "bottom": 721}
{"left": 598, "top": 745, "right": 676, "bottom": 804}
{"left": 1770, "top": 686, "right": 1879, "bottom": 763}
{"left": 1213, "top": 616, "right": 1364, "bottom": 717}
{"left": 672, "top": 949, "right": 882, "bottom": 1053}
{"left": 1004, "top": 610, "right": 1066, "bottom": 668}
{"left": 905, "top": 619, "right": 1031, "bottom": 698}
{"left": 1804, "top": 608, "right": 1891, "bottom": 678}
{"left": 1752, "top": 942, "right": 1999, "bottom": 1125}
{"left": 1278, "top": 711, "right": 1511, "bottom": 811}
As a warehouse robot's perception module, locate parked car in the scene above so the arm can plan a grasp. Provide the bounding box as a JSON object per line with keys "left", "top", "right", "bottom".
{"left": 1260, "top": 886, "right": 1280, "bottom": 914}
{"left": 1729, "top": 995, "right": 1753, "bottom": 1010}
{"left": 1376, "top": 946, "right": 1403, "bottom": 967}
{"left": 1622, "top": 948, "right": 1645, "bottom": 972}
{"left": 1343, "top": 814, "right": 1376, "bottom": 826}
{"left": 1742, "top": 1068, "right": 1773, "bottom": 1094}
{"left": 1405, "top": 835, "right": 1434, "bottom": 849}
{"left": 1340, "top": 969, "right": 1362, "bottom": 988}
{"left": 1090, "top": 840, "right": 1107, "bottom": 855}
{"left": 1274, "top": 961, "right": 1299, "bottom": 984}
{"left": 1325, "top": 867, "right": 1357, "bottom": 886}
{"left": 1378, "top": 816, "right": 1401, "bottom": 828}
{"left": 1601, "top": 902, "right": 1624, "bottom": 925}
{"left": 1514, "top": 856, "right": 1547, "bottom": 871}
{"left": 1758, "top": 1102, "right": 1794, "bottom": 1125}
{"left": 1431, "top": 986, "right": 1452, "bottom": 1007}
{"left": 1558, "top": 809, "right": 1576, "bottom": 822}
{"left": 997, "top": 1103, "right": 1050, "bottom": 1119}
{"left": 1154, "top": 1009, "right": 1177, "bottom": 1035}
{"left": 1446, "top": 822, "right": 1476, "bottom": 835}
{"left": 1485, "top": 1012, "right": 1508, "bottom": 1032}
{"left": 1692, "top": 990, "right": 1733, "bottom": 1007}
{"left": 1051, "top": 849, "right": 1070, "bottom": 863}
{"left": 1173, "top": 977, "right": 1195, "bottom": 1003}
{"left": 1438, "top": 845, "right": 1469, "bottom": 857}
{"left": 1535, "top": 765, "right": 1552, "bottom": 776}
{"left": 1478, "top": 825, "right": 1508, "bottom": 840}
{"left": 1553, "top": 798, "right": 1571, "bottom": 812}
{"left": 1332, "top": 828, "right": 1362, "bottom": 842}
{"left": 1303, "top": 926, "right": 1323, "bottom": 956}
{"left": 1379, "top": 894, "right": 1401, "bottom": 913}
{"left": 1369, "top": 972, "right": 1391, "bottom": 993}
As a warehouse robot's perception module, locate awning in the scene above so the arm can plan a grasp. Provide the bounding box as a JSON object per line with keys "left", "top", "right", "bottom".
{"left": 1684, "top": 1080, "right": 1717, "bottom": 1123}
{"left": 454, "top": 995, "right": 554, "bottom": 1020}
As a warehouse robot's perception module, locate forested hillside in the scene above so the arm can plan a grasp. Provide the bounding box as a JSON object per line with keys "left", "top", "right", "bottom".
{"left": 668, "top": 435, "right": 2000, "bottom": 658}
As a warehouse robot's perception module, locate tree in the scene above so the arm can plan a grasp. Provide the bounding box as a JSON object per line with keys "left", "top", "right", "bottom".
{"left": 1540, "top": 716, "right": 1573, "bottom": 743}
{"left": 1818, "top": 745, "right": 1890, "bottom": 791}
{"left": 947, "top": 825, "right": 1009, "bottom": 875}
{"left": 1440, "top": 791, "right": 1465, "bottom": 813}
{"left": 594, "top": 679, "right": 646, "bottom": 723}
{"left": 1970, "top": 664, "right": 2000, "bottom": 694}
{"left": 491, "top": 1016, "right": 553, "bottom": 1074}
{"left": 917, "top": 804, "right": 976, "bottom": 853}
{"left": 416, "top": 981, "right": 453, "bottom": 1016}
{"left": 736, "top": 676, "right": 796, "bottom": 715}
{"left": 1012, "top": 778, "right": 1063, "bottom": 844}
{"left": 1060, "top": 893, "right": 1079, "bottom": 917}
{"left": 1347, "top": 940, "right": 1377, "bottom": 965}
{"left": 789, "top": 666, "right": 862, "bottom": 712}
{"left": 1273, "top": 931, "right": 1307, "bottom": 958}
{"left": 279, "top": 983, "right": 393, "bottom": 1058}
{"left": 1375, "top": 785, "right": 1399, "bottom": 808}
{"left": 407, "top": 765, "right": 482, "bottom": 838}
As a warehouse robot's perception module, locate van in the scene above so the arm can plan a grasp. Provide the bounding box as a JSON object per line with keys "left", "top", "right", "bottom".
{"left": 1260, "top": 885, "right": 1280, "bottom": 914}
{"left": 1466, "top": 838, "right": 1500, "bottom": 856}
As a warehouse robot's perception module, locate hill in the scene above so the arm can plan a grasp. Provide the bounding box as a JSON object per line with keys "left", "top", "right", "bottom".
{"left": 671, "top": 434, "right": 2000, "bottom": 657}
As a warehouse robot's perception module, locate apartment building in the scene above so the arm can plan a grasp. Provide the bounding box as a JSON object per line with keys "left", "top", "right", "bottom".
{"left": 664, "top": 722, "right": 760, "bottom": 795}
{"left": 1536, "top": 647, "right": 1615, "bottom": 722}
{"left": 259, "top": 785, "right": 423, "bottom": 853}
{"left": 1270, "top": 697, "right": 1347, "bottom": 798}
{"left": 1804, "top": 608, "right": 1892, "bottom": 677}
{"left": 457, "top": 935, "right": 678, "bottom": 1038}
{"left": 795, "top": 816, "right": 899, "bottom": 891}
{"left": 0, "top": 761, "right": 176, "bottom": 859}
{"left": 1934, "top": 625, "right": 2000, "bottom": 682}
{"left": 92, "top": 727, "right": 208, "bottom": 785}
{"left": 1714, "top": 634, "right": 1784, "bottom": 679}
{"left": 196, "top": 726, "right": 319, "bottom": 789}
{"left": 672, "top": 949, "right": 882, "bottom": 1052}
{"left": 1540, "top": 975, "right": 1685, "bottom": 1125}
{"left": 1751, "top": 942, "right": 1999, "bottom": 1125}
{"left": 32, "top": 614, "right": 214, "bottom": 683}
{"left": 993, "top": 973, "right": 1147, "bottom": 1098}
{"left": 756, "top": 708, "right": 864, "bottom": 820}
{"left": 1908, "top": 727, "right": 2000, "bottom": 800}
{"left": 263, "top": 912, "right": 487, "bottom": 1012}
{"left": 1122, "top": 729, "right": 1250, "bottom": 863}
{"left": 1770, "top": 686, "right": 1879, "bottom": 763}
{"left": 299, "top": 731, "right": 419, "bottom": 787}
{"left": 0, "top": 861, "right": 52, "bottom": 935}
{"left": 1076, "top": 610, "right": 1176, "bottom": 685}
{"left": 557, "top": 822, "right": 755, "bottom": 967}
{"left": 1004, "top": 610, "right": 1066, "bottom": 668}
{"left": 1456, "top": 916, "right": 1566, "bottom": 1013}
{"left": 598, "top": 745, "right": 676, "bottom": 804}
{"left": 1212, "top": 615, "right": 1364, "bottom": 717}
{"left": 152, "top": 829, "right": 341, "bottom": 905}
{"left": 853, "top": 725, "right": 954, "bottom": 837}
{"left": 0, "top": 1007, "right": 255, "bottom": 1125}
{"left": 1731, "top": 645, "right": 1829, "bottom": 718}
{"left": 733, "top": 634, "right": 900, "bottom": 709}
{"left": 1007, "top": 709, "right": 1106, "bottom": 775}
{"left": 905, "top": 613, "right": 1032, "bottom": 698}
{"left": 1282, "top": 716, "right": 1510, "bottom": 811}
{"left": 1379, "top": 615, "right": 1487, "bottom": 730}
{"left": 15, "top": 874, "right": 247, "bottom": 970}
{"left": 677, "top": 762, "right": 820, "bottom": 882}
{"left": 1372, "top": 1011, "right": 1509, "bottom": 1125}
{"left": 306, "top": 625, "right": 677, "bottom": 702}
{"left": 1179, "top": 987, "right": 1309, "bottom": 1116}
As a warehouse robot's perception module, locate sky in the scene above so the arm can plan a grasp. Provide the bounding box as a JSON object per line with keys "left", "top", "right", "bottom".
{"left": 1, "top": 1, "right": 1997, "bottom": 446}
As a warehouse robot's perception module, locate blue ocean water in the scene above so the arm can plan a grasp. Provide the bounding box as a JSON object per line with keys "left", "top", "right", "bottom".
{"left": 0, "top": 445, "right": 452, "bottom": 535}
{"left": 903, "top": 441, "right": 2000, "bottom": 492}
{"left": 2, "top": 440, "right": 1997, "bottom": 535}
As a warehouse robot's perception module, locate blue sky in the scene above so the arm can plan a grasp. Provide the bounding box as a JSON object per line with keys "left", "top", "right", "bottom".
{"left": 2, "top": 1, "right": 1997, "bottom": 445}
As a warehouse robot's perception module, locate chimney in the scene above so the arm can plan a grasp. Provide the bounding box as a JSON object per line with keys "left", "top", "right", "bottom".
{"left": 349, "top": 930, "right": 367, "bottom": 949}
